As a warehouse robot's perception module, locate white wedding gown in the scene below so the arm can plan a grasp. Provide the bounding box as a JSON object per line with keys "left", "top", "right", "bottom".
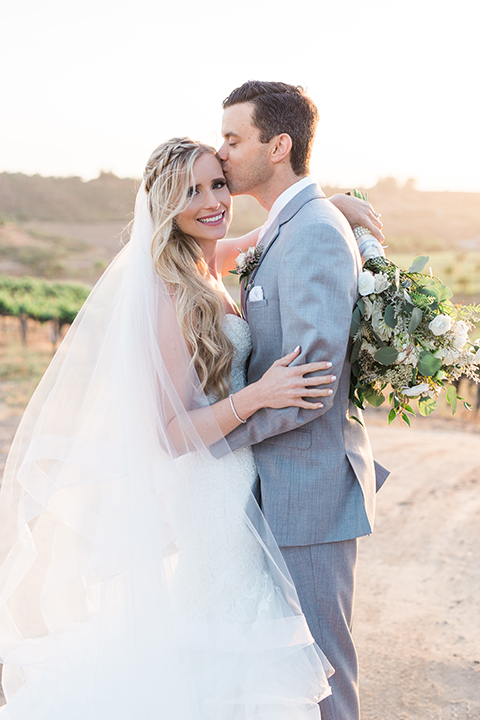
{"left": 0, "top": 189, "right": 332, "bottom": 719}
{"left": 163, "top": 313, "right": 332, "bottom": 718}
{"left": 172, "top": 314, "right": 267, "bottom": 622}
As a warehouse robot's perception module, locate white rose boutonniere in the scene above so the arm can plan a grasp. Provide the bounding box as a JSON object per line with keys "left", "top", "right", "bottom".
{"left": 230, "top": 244, "right": 264, "bottom": 288}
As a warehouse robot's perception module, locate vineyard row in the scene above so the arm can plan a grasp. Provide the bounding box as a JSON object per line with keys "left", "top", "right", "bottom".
{"left": 0, "top": 275, "right": 90, "bottom": 346}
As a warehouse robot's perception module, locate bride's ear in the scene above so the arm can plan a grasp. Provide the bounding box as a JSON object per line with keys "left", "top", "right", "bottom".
{"left": 269, "top": 133, "right": 293, "bottom": 165}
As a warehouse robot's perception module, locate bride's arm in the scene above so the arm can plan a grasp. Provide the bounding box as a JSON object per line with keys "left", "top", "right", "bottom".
{"left": 217, "top": 228, "right": 261, "bottom": 275}
{"left": 329, "top": 193, "right": 384, "bottom": 242}
{"left": 166, "top": 347, "right": 335, "bottom": 454}
{"left": 217, "top": 195, "right": 384, "bottom": 276}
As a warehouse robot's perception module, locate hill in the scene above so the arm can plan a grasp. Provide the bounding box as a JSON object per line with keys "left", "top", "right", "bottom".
{"left": 0, "top": 172, "right": 136, "bottom": 223}
{"left": 0, "top": 172, "right": 479, "bottom": 284}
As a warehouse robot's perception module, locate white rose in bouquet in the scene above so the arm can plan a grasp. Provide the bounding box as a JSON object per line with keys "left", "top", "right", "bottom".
{"left": 358, "top": 271, "right": 376, "bottom": 296}
{"left": 374, "top": 272, "right": 391, "bottom": 293}
{"left": 428, "top": 314, "right": 452, "bottom": 336}
{"left": 452, "top": 320, "right": 469, "bottom": 349}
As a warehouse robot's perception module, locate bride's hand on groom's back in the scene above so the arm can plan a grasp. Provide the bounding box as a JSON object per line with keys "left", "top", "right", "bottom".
{"left": 256, "top": 347, "right": 336, "bottom": 410}
{"left": 329, "top": 193, "right": 384, "bottom": 243}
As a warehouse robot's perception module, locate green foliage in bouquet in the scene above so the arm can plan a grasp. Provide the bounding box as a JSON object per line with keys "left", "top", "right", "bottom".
{"left": 349, "top": 254, "right": 480, "bottom": 424}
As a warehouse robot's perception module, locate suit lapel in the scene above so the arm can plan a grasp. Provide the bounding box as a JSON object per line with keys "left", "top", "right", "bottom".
{"left": 245, "top": 184, "right": 326, "bottom": 301}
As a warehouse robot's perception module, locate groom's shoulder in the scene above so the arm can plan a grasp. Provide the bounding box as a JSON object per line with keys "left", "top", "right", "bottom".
{"left": 300, "top": 192, "right": 351, "bottom": 233}
{"left": 289, "top": 192, "right": 354, "bottom": 246}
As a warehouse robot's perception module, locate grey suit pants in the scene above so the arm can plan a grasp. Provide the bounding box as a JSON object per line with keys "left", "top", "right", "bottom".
{"left": 281, "top": 539, "right": 359, "bottom": 720}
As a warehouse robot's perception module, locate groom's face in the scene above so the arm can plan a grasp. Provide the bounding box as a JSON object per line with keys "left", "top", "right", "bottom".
{"left": 218, "top": 102, "right": 272, "bottom": 197}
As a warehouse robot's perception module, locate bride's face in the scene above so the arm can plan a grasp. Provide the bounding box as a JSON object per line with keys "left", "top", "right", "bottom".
{"left": 176, "top": 153, "right": 232, "bottom": 243}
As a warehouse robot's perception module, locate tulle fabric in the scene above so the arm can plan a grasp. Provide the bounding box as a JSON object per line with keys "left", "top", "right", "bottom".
{"left": 0, "top": 184, "right": 332, "bottom": 719}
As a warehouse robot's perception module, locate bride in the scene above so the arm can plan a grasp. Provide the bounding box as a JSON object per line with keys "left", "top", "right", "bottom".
{"left": 0, "top": 138, "right": 375, "bottom": 719}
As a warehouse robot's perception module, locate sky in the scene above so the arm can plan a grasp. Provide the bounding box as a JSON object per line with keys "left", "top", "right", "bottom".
{"left": 2, "top": 0, "right": 480, "bottom": 192}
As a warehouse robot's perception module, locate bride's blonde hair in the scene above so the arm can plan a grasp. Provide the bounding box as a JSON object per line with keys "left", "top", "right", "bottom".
{"left": 144, "top": 138, "right": 234, "bottom": 400}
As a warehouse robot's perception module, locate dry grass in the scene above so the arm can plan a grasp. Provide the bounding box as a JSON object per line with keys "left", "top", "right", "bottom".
{"left": 0, "top": 317, "right": 57, "bottom": 412}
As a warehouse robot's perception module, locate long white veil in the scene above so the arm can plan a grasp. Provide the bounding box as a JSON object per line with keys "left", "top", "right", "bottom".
{"left": 0, "top": 184, "right": 332, "bottom": 719}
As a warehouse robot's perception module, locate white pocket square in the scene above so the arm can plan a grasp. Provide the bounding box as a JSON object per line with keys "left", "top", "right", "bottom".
{"left": 249, "top": 285, "right": 264, "bottom": 301}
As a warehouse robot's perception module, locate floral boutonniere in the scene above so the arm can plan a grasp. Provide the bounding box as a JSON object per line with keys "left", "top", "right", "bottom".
{"left": 229, "top": 244, "right": 264, "bottom": 288}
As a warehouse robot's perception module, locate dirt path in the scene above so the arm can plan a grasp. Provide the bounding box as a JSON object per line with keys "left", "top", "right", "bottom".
{"left": 355, "top": 423, "right": 480, "bottom": 720}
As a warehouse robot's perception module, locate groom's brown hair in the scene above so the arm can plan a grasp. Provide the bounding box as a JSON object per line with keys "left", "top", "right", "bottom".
{"left": 222, "top": 81, "right": 319, "bottom": 177}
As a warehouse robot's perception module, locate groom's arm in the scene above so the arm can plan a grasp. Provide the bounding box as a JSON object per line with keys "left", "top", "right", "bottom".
{"left": 211, "top": 218, "right": 358, "bottom": 456}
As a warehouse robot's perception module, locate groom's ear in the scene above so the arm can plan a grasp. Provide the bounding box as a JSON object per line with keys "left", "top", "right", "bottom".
{"left": 269, "top": 133, "right": 293, "bottom": 165}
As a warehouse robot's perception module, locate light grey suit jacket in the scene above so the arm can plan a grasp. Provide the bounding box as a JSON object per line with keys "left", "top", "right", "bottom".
{"left": 213, "top": 184, "right": 388, "bottom": 546}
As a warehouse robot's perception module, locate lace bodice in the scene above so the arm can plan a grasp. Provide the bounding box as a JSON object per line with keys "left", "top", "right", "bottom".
{"left": 223, "top": 313, "right": 253, "bottom": 394}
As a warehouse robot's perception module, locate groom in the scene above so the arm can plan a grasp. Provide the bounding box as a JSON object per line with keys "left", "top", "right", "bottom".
{"left": 215, "top": 81, "right": 389, "bottom": 720}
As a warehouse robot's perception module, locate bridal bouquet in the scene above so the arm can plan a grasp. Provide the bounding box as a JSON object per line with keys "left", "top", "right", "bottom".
{"left": 350, "top": 253, "right": 480, "bottom": 424}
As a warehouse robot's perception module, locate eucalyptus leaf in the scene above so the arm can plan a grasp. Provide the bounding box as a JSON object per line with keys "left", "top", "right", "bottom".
{"left": 408, "top": 306, "right": 423, "bottom": 333}
{"left": 420, "top": 286, "right": 441, "bottom": 302}
{"left": 418, "top": 396, "right": 437, "bottom": 416}
{"left": 384, "top": 304, "right": 397, "bottom": 328}
{"left": 371, "top": 329, "right": 385, "bottom": 348}
{"left": 416, "top": 276, "right": 431, "bottom": 286}
{"left": 439, "top": 285, "right": 453, "bottom": 301}
{"left": 357, "top": 297, "right": 365, "bottom": 316}
{"left": 364, "top": 388, "right": 386, "bottom": 407}
{"left": 418, "top": 351, "right": 442, "bottom": 377}
{"left": 375, "top": 346, "right": 399, "bottom": 365}
{"left": 409, "top": 255, "right": 430, "bottom": 273}
{"left": 446, "top": 385, "right": 457, "bottom": 415}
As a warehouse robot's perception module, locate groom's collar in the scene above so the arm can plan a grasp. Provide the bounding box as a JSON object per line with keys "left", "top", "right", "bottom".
{"left": 259, "top": 176, "right": 318, "bottom": 242}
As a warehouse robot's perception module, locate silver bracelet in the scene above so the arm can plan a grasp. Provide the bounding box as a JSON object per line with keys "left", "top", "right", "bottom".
{"left": 229, "top": 394, "right": 247, "bottom": 424}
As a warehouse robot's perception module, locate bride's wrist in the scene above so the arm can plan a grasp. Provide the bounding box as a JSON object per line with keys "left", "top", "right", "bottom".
{"left": 231, "top": 384, "right": 263, "bottom": 420}
{"left": 353, "top": 226, "right": 386, "bottom": 263}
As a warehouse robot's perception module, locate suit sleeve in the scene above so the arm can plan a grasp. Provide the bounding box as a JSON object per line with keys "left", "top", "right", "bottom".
{"left": 211, "top": 219, "right": 359, "bottom": 457}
